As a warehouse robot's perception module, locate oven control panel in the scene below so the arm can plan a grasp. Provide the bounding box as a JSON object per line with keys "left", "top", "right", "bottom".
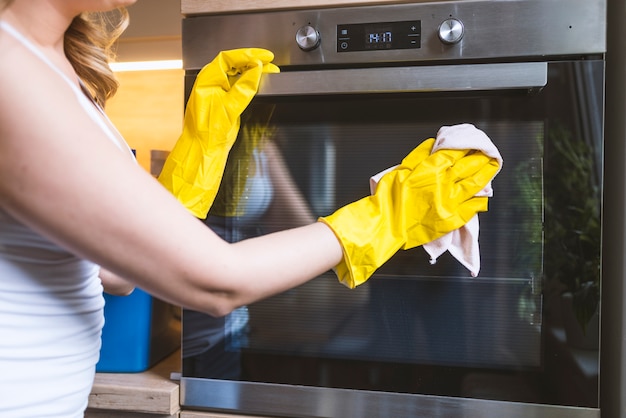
{"left": 183, "top": 0, "right": 605, "bottom": 70}
{"left": 335, "top": 20, "right": 422, "bottom": 52}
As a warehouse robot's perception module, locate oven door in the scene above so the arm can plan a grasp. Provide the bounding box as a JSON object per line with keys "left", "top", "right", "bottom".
{"left": 180, "top": 59, "right": 603, "bottom": 418}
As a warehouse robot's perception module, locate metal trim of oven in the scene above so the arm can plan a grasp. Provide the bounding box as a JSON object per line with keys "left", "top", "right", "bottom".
{"left": 180, "top": 377, "right": 600, "bottom": 418}
{"left": 182, "top": 0, "right": 606, "bottom": 71}
{"left": 256, "top": 62, "right": 547, "bottom": 96}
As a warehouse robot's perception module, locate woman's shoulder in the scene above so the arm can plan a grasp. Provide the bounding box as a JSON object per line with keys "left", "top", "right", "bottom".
{"left": 0, "top": 32, "right": 56, "bottom": 106}
{"left": 0, "top": 32, "right": 38, "bottom": 138}
{"left": 0, "top": 26, "right": 28, "bottom": 85}
{"left": 0, "top": 33, "right": 79, "bottom": 128}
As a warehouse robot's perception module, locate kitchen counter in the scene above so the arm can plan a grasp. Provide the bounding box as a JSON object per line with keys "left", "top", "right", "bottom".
{"left": 86, "top": 351, "right": 271, "bottom": 418}
{"left": 86, "top": 350, "right": 181, "bottom": 418}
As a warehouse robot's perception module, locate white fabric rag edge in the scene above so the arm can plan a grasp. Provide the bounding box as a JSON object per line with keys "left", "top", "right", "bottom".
{"left": 369, "top": 123, "right": 503, "bottom": 277}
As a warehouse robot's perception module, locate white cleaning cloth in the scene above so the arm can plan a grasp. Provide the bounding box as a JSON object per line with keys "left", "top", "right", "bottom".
{"left": 370, "top": 123, "right": 503, "bottom": 277}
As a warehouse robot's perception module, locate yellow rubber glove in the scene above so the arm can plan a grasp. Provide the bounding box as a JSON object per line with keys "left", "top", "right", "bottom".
{"left": 319, "top": 138, "right": 501, "bottom": 288}
{"left": 158, "top": 48, "right": 280, "bottom": 219}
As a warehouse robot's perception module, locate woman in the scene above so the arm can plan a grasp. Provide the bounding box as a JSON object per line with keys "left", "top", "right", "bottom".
{"left": 0, "top": 1, "right": 499, "bottom": 416}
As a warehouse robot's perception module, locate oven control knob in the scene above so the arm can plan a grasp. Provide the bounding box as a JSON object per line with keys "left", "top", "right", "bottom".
{"left": 296, "top": 25, "right": 321, "bottom": 51}
{"left": 438, "top": 18, "right": 464, "bottom": 45}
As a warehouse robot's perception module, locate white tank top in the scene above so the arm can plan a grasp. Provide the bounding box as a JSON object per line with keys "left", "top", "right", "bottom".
{"left": 0, "top": 21, "right": 133, "bottom": 417}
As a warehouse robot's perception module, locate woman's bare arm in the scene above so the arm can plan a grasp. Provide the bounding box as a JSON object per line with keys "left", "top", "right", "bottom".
{"left": 262, "top": 140, "right": 317, "bottom": 231}
{"left": 0, "top": 39, "right": 342, "bottom": 318}
{"left": 99, "top": 268, "right": 135, "bottom": 296}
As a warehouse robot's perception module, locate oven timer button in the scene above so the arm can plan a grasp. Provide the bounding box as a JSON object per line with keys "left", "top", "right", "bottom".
{"left": 296, "top": 25, "right": 321, "bottom": 51}
{"left": 438, "top": 18, "right": 464, "bottom": 45}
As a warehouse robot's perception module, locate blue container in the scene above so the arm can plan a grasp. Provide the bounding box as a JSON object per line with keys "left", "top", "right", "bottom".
{"left": 97, "top": 288, "right": 180, "bottom": 372}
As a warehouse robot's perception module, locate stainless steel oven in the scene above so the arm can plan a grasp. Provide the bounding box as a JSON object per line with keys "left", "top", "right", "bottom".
{"left": 179, "top": 1, "right": 607, "bottom": 417}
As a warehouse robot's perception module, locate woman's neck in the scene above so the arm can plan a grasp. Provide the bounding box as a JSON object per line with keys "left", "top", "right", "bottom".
{"left": 1, "top": 1, "right": 78, "bottom": 81}
{"left": 2, "top": 1, "right": 74, "bottom": 53}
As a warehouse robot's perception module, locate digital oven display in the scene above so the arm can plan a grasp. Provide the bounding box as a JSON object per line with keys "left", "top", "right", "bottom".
{"left": 337, "top": 20, "right": 421, "bottom": 52}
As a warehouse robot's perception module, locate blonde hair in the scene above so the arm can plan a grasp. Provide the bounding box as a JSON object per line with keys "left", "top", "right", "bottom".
{"left": 1, "top": 0, "right": 128, "bottom": 106}
{"left": 65, "top": 10, "right": 129, "bottom": 106}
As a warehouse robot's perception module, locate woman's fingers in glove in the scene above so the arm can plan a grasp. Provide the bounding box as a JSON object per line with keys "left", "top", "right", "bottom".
{"left": 450, "top": 155, "right": 500, "bottom": 200}
{"left": 195, "top": 49, "right": 278, "bottom": 92}
{"left": 218, "top": 48, "right": 276, "bottom": 74}
{"left": 399, "top": 147, "right": 473, "bottom": 191}
{"left": 232, "top": 48, "right": 276, "bottom": 68}
{"left": 420, "top": 148, "right": 473, "bottom": 173}
{"left": 403, "top": 196, "right": 490, "bottom": 250}
{"left": 458, "top": 195, "right": 490, "bottom": 218}
{"left": 225, "top": 51, "right": 280, "bottom": 114}
{"left": 449, "top": 152, "right": 498, "bottom": 179}
{"left": 229, "top": 60, "right": 279, "bottom": 97}
{"left": 226, "top": 61, "right": 264, "bottom": 104}
{"left": 400, "top": 138, "right": 436, "bottom": 169}
{"left": 262, "top": 62, "right": 281, "bottom": 73}
{"left": 373, "top": 138, "right": 435, "bottom": 193}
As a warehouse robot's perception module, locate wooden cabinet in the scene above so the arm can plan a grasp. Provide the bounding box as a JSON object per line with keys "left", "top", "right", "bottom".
{"left": 86, "top": 351, "right": 181, "bottom": 418}
{"left": 85, "top": 350, "right": 278, "bottom": 418}
{"left": 182, "top": 0, "right": 424, "bottom": 15}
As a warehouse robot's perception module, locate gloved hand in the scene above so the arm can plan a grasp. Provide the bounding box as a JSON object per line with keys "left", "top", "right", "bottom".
{"left": 319, "top": 138, "right": 501, "bottom": 288}
{"left": 158, "top": 48, "right": 280, "bottom": 219}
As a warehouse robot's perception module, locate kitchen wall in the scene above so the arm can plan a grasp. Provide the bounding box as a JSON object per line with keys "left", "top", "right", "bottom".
{"left": 104, "top": 0, "right": 183, "bottom": 174}
{"left": 116, "top": 0, "right": 182, "bottom": 62}
{"left": 105, "top": 69, "right": 183, "bottom": 173}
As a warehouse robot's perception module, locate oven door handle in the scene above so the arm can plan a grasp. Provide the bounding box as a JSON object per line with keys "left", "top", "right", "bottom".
{"left": 257, "top": 62, "right": 547, "bottom": 96}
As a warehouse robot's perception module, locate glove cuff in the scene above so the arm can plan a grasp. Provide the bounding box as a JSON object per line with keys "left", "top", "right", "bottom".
{"left": 318, "top": 216, "right": 362, "bottom": 289}
{"left": 318, "top": 195, "right": 404, "bottom": 289}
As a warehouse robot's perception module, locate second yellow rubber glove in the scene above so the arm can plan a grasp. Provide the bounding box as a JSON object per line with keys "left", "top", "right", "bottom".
{"left": 319, "top": 138, "right": 501, "bottom": 288}
{"left": 158, "top": 48, "right": 279, "bottom": 219}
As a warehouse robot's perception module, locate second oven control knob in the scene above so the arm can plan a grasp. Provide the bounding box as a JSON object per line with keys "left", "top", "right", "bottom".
{"left": 296, "top": 25, "right": 321, "bottom": 51}
{"left": 438, "top": 18, "right": 465, "bottom": 45}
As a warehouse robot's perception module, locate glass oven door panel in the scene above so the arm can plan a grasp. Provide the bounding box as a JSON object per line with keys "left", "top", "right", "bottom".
{"left": 182, "top": 60, "right": 602, "bottom": 408}
{"left": 218, "top": 114, "right": 545, "bottom": 373}
{"left": 243, "top": 275, "right": 542, "bottom": 367}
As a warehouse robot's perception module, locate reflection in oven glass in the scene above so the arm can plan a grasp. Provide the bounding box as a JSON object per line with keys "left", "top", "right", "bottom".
{"left": 184, "top": 118, "right": 544, "bottom": 391}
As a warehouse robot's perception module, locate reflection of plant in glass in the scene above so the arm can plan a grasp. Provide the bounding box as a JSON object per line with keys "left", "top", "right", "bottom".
{"left": 544, "top": 126, "right": 601, "bottom": 334}
{"left": 512, "top": 156, "right": 544, "bottom": 276}
{"left": 510, "top": 136, "right": 543, "bottom": 325}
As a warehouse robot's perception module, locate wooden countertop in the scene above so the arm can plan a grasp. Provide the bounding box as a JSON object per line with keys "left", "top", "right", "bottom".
{"left": 87, "top": 350, "right": 181, "bottom": 417}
